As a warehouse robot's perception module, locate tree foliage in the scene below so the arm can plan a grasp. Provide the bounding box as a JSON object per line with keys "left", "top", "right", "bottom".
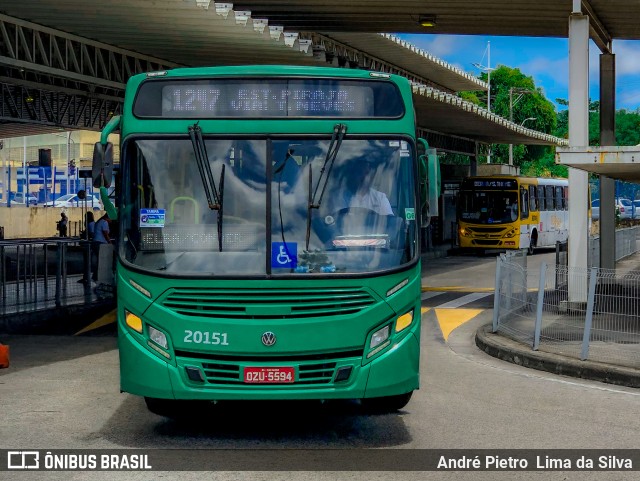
{"left": 453, "top": 68, "right": 640, "bottom": 182}
{"left": 460, "top": 65, "right": 558, "bottom": 167}
{"left": 520, "top": 151, "right": 568, "bottom": 178}
{"left": 554, "top": 100, "right": 640, "bottom": 146}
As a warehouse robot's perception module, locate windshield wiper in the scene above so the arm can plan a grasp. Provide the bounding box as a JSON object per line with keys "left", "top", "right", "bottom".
{"left": 157, "top": 251, "right": 188, "bottom": 271}
{"left": 188, "top": 123, "right": 225, "bottom": 251}
{"left": 306, "top": 123, "right": 347, "bottom": 249}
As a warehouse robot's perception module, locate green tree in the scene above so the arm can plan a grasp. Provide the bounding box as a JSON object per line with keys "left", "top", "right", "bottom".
{"left": 553, "top": 100, "right": 640, "bottom": 146}
{"left": 614, "top": 109, "right": 640, "bottom": 146}
{"left": 462, "top": 66, "right": 558, "bottom": 166}
{"left": 554, "top": 98, "right": 600, "bottom": 144}
{"left": 520, "top": 151, "right": 568, "bottom": 178}
{"left": 554, "top": 102, "right": 640, "bottom": 199}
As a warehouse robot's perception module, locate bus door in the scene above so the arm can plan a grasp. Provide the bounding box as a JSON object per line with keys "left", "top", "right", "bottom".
{"left": 520, "top": 185, "right": 530, "bottom": 248}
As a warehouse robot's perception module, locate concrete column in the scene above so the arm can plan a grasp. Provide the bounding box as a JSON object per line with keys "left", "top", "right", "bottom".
{"left": 599, "top": 53, "right": 616, "bottom": 270}
{"left": 568, "top": 12, "right": 590, "bottom": 303}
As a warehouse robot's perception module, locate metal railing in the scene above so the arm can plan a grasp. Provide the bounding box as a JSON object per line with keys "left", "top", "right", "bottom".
{"left": 0, "top": 238, "right": 113, "bottom": 319}
{"left": 494, "top": 232, "right": 640, "bottom": 369}
{"left": 590, "top": 226, "right": 640, "bottom": 268}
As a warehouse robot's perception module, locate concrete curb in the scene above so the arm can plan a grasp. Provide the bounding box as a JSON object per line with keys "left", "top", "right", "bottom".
{"left": 475, "top": 323, "right": 640, "bottom": 389}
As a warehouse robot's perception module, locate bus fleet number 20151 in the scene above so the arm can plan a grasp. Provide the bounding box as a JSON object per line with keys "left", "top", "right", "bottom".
{"left": 183, "top": 330, "right": 229, "bottom": 345}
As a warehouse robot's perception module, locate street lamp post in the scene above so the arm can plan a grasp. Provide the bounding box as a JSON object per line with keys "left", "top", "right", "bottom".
{"left": 508, "top": 87, "right": 534, "bottom": 165}
{"left": 472, "top": 40, "right": 495, "bottom": 163}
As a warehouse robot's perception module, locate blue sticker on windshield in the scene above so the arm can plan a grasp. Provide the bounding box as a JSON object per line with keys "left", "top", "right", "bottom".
{"left": 140, "top": 208, "right": 165, "bottom": 228}
{"left": 272, "top": 242, "right": 297, "bottom": 268}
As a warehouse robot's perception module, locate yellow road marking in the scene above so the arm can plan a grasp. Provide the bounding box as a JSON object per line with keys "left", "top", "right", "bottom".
{"left": 421, "top": 307, "right": 430, "bottom": 315}
{"left": 434, "top": 308, "right": 483, "bottom": 341}
{"left": 74, "top": 309, "right": 117, "bottom": 335}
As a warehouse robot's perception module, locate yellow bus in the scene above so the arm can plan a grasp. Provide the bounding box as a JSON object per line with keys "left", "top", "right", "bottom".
{"left": 457, "top": 176, "right": 568, "bottom": 254}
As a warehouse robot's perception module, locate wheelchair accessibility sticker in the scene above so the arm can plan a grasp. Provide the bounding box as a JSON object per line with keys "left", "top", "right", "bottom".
{"left": 272, "top": 242, "right": 297, "bottom": 268}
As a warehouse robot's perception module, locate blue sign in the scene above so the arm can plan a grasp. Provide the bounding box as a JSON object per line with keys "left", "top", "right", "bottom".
{"left": 139, "top": 208, "right": 166, "bottom": 228}
{"left": 271, "top": 242, "right": 297, "bottom": 269}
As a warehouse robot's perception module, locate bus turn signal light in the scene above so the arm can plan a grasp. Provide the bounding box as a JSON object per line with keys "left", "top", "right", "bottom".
{"left": 395, "top": 311, "right": 414, "bottom": 332}
{"left": 125, "top": 310, "right": 143, "bottom": 333}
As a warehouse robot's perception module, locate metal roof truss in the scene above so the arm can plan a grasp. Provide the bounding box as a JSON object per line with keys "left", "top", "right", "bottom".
{"left": 0, "top": 13, "right": 178, "bottom": 95}
{"left": 0, "top": 81, "right": 122, "bottom": 130}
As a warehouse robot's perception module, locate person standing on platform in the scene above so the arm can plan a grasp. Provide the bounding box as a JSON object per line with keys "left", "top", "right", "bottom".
{"left": 57, "top": 212, "right": 69, "bottom": 237}
{"left": 92, "top": 213, "right": 111, "bottom": 283}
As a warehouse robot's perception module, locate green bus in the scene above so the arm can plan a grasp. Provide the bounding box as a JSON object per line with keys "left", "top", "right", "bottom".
{"left": 92, "top": 65, "right": 436, "bottom": 416}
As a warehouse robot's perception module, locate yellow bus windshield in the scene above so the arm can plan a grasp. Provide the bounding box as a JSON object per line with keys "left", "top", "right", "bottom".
{"left": 458, "top": 190, "right": 519, "bottom": 225}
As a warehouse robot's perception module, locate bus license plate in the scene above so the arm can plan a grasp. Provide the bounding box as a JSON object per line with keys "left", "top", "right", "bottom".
{"left": 244, "top": 367, "right": 295, "bottom": 384}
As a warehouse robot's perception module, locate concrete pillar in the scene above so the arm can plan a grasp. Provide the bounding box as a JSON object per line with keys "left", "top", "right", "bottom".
{"left": 599, "top": 53, "right": 616, "bottom": 270}
{"left": 568, "top": 11, "right": 590, "bottom": 303}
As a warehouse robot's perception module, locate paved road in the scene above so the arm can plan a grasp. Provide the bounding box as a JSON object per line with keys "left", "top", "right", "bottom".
{"left": 1, "top": 249, "right": 639, "bottom": 480}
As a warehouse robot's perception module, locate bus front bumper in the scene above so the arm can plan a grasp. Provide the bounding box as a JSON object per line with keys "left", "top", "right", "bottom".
{"left": 118, "top": 322, "right": 420, "bottom": 401}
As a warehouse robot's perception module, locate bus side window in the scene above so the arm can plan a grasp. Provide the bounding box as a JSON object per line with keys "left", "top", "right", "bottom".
{"left": 538, "top": 186, "right": 546, "bottom": 211}
{"left": 563, "top": 186, "right": 569, "bottom": 210}
{"left": 546, "top": 186, "right": 555, "bottom": 210}
{"left": 555, "top": 186, "right": 563, "bottom": 211}
{"left": 520, "top": 188, "right": 529, "bottom": 219}
{"left": 529, "top": 185, "right": 538, "bottom": 211}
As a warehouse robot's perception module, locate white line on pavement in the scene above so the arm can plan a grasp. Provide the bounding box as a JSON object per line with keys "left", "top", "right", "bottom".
{"left": 435, "top": 292, "right": 491, "bottom": 309}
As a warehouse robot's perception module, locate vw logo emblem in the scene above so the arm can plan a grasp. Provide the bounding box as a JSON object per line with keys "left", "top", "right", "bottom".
{"left": 261, "top": 331, "right": 276, "bottom": 346}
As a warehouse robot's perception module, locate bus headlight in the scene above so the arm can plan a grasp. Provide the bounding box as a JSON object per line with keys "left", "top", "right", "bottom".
{"left": 370, "top": 325, "right": 390, "bottom": 349}
{"left": 367, "top": 325, "right": 391, "bottom": 358}
{"left": 504, "top": 228, "right": 518, "bottom": 238}
{"left": 148, "top": 325, "right": 169, "bottom": 350}
{"left": 459, "top": 228, "right": 471, "bottom": 237}
{"left": 147, "top": 325, "right": 171, "bottom": 359}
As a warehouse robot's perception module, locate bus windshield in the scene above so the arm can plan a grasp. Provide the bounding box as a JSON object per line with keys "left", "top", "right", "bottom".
{"left": 121, "top": 137, "right": 417, "bottom": 276}
{"left": 458, "top": 190, "right": 519, "bottom": 225}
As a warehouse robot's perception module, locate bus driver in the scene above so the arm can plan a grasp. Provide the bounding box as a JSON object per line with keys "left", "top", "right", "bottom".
{"left": 333, "top": 159, "right": 393, "bottom": 216}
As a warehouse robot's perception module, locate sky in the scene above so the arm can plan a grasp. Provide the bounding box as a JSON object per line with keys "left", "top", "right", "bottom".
{"left": 396, "top": 34, "right": 640, "bottom": 111}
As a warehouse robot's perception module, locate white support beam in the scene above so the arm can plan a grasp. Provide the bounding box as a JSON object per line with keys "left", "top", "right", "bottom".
{"left": 568, "top": 12, "right": 590, "bottom": 304}
{"left": 559, "top": 146, "right": 640, "bottom": 164}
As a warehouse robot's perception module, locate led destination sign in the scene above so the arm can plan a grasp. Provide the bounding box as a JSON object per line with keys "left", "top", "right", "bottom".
{"left": 462, "top": 179, "right": 518, "bottom": 190}
{"left": 134, "top": 78, "right": 404, "bottom": 118}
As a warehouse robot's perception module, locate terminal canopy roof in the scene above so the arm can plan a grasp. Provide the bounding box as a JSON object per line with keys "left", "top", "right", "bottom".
{"left": 0, "top": 0, "right": 609, "bottom": 146}
{"left": 233, "top": 0, "right": 639, "bottom": 48}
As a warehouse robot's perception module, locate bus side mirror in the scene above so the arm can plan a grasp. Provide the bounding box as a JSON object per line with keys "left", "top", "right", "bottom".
{"left": 92, "top": 142, "right": 114, "bottom": 188}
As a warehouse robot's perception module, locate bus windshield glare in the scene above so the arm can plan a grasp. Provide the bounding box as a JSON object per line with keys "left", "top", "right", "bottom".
{"left": 458, "top": 190, "right": 519, "bottom": 224}
{"left": 121, "top": 137, "right": 417, "bottom": 276}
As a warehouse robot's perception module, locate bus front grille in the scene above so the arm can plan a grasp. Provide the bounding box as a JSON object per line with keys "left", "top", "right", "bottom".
{"left": 200, "top": 361, "right": 338, "bottom": 385}
{"left": 467, "top": 226, "right": 505, "bottom": 234}
{"left": 177, "top": 349, "right": 362, "bottom": 386}
{"left": 472, "top": 239, "right": 502, "bottom": 246}
{"left": 162, "top": 287, "right": 376, "bottom": 319}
